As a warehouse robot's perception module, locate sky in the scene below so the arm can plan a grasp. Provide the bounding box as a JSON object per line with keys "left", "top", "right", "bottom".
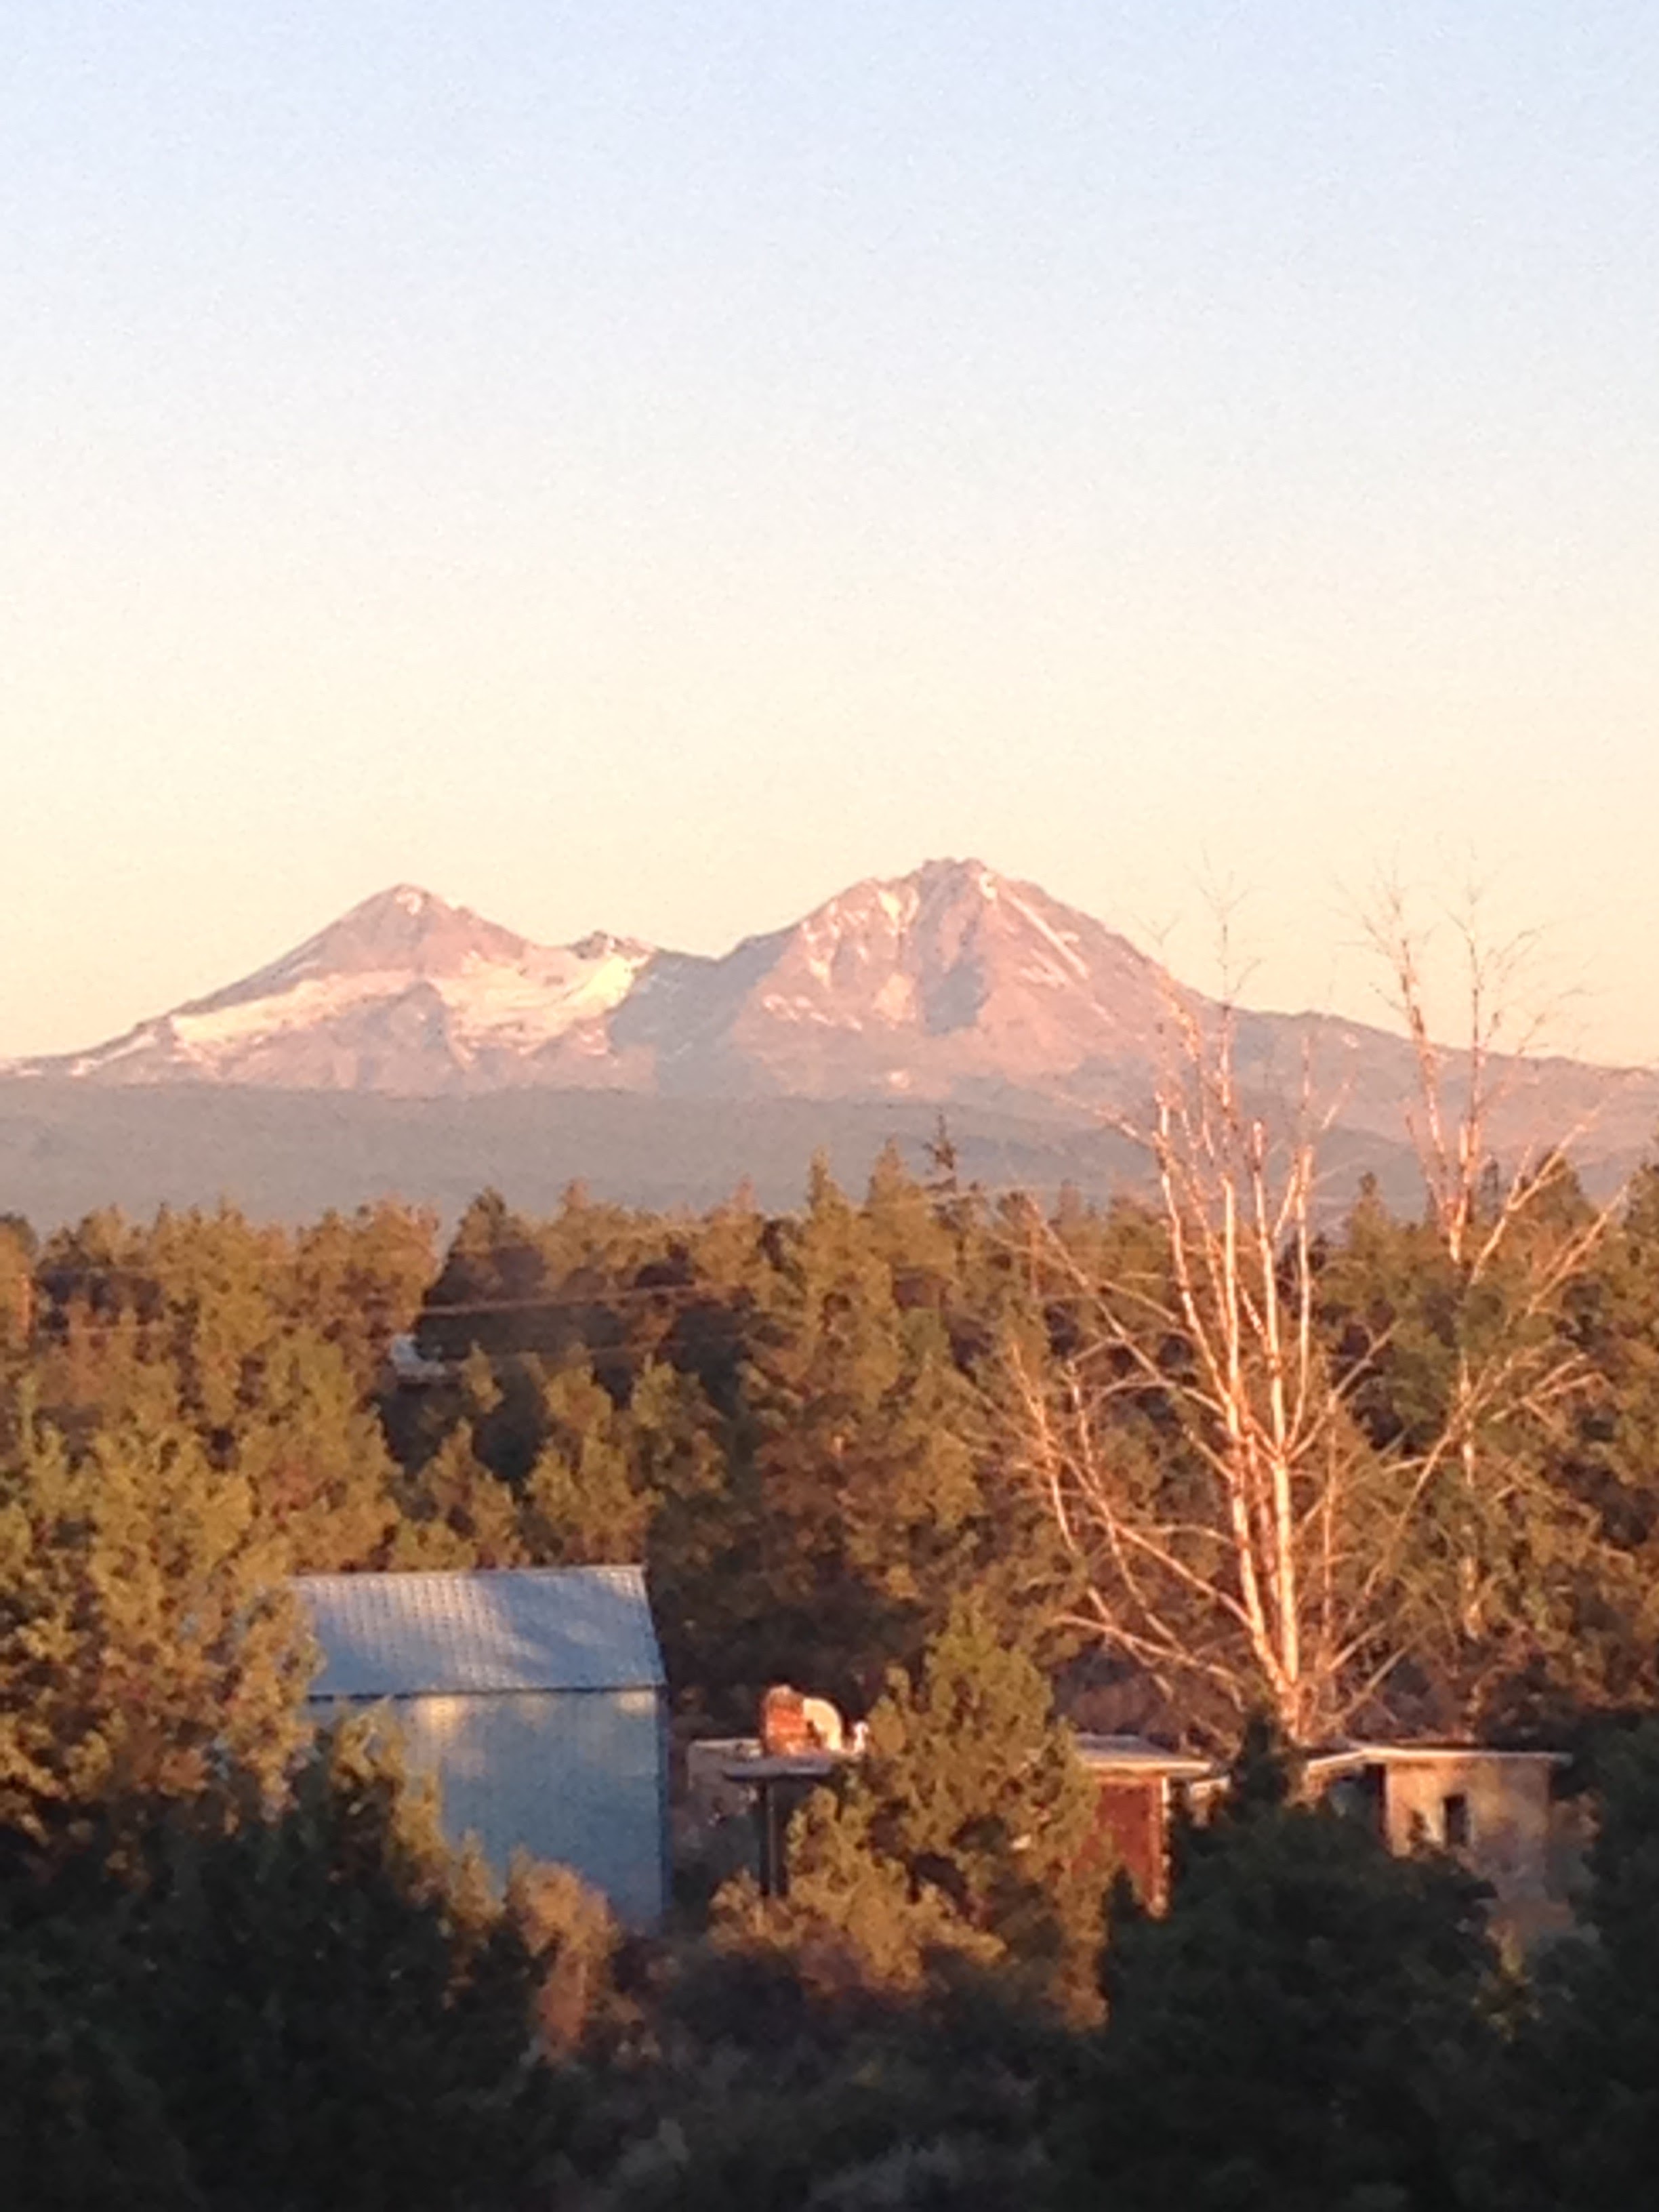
{"left": 3, "top": 3, "right": 1657, "bottom": 1063}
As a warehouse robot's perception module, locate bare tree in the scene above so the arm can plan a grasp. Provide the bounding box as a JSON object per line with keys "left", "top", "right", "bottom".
{"left": 1000, "top": 911, "right": 1614, "bottom": 1746}
{"left": 1366, "top": 879, "right": 1555, "bottom": 1274}
{"left": 1365, "top": 882, "right": 1616, "bottom": 1652}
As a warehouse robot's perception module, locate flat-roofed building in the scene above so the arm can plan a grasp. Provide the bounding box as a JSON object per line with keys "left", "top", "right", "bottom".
{"left": 1300, "top": 1743, "right": 1576, "bottom": 1943}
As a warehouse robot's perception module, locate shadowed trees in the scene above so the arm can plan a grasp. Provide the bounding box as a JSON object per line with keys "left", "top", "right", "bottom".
{"left": 1062, "top": 1721, "right": 1504, "bottom": 2211}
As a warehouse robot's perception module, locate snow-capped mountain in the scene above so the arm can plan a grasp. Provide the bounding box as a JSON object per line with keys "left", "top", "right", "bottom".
{"left": 11, "top": 863, "right": 1658, "bottom": 1172}
{"left": 610, "top": 858, "right": 1175, "bottom": 1108}
{"left": 13, "top": 862, "right": 1191, "bottom": 1106}
{"left": 22, "top": 885, "right": 657, "bottom": 1094}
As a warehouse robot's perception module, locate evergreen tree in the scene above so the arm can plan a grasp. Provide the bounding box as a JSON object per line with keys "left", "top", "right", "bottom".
{"left": 419, "top": 1187, "right": 559, "bottom": 1364}
{"left": 0, "top": 1213, "right": 35, "bottom": 1364}
{"left": 390, "top": 1416, "right": 525, "bottom": 1567}
{"left": 1068, "top": 1725, "right": 1501, "bottom": 2211}
{"left": 517, "top": 1361, "right": 647, "bottom": 1564}
{"left": 133, "top": 1722, "right": 566, "bottom": 2212}
{"left": 0, "top": 1723, "right": 573, "bottom": 2212}
{"left": 230, "top": 1329, "right": 401, "bottom": 1570}
{"left": 287, "top": 1199, "right": 437, "bottom": 1395}
{"left": 1496, "top": 1722, "right": 1659, "bottom": 2211}
{"left": 711, "top": 1162, "right": 994, "bottom": 1708}
{"left": 720, "top": 1601, "right": 1104, "bottom": 2020}
{"left": 0, "top": 1399, "right": 305, "bottom": 1845}
{"left": 629, "top": 1357, "right": 743, "bottom": 1709}
{"left": 0, "top": 1925, "right": 199, "bottom": 2210}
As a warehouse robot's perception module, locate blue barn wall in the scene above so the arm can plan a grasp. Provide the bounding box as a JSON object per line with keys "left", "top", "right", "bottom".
{"left": 377, "top": 1685, "right": 666, "bottom": 1925}
{"left": 297, "top": 1567, "right": 669, "bottom": 1927}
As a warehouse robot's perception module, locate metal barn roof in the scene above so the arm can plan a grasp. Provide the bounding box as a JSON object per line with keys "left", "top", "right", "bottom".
{"left": 296, "top": 1566, "right": 665, "bottom": 1700}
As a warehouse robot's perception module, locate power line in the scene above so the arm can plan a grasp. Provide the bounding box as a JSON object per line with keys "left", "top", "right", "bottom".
{"left": 13, "top": 1196, "right": 1136, "bottom": 1353}
{"left": 417, "top": 1282, "right": 757, "bottom": 1317}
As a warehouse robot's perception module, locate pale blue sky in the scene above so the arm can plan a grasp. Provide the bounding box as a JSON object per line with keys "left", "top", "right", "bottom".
{"left": 3, "top": 3, "right": 1656, "bottom": 1060}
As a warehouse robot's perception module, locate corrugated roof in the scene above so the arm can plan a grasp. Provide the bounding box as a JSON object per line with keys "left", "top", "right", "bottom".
{"left": 295, "top": 1567, "right": 665, "bottom": 1698}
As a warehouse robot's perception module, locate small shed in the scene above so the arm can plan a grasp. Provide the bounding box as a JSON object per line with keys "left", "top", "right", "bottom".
{"left": 689, "top": 1731, "right": 1218, "bottom": 1906}
{"left": 1076, "top": 1736, "right": 1218, "bottom": 1911}
{"left": 296, "top": 1566, "right": 668, "bottom": 1926}
{"left": 1303, "top": 1743, "right": 1575, "bottom": 1944}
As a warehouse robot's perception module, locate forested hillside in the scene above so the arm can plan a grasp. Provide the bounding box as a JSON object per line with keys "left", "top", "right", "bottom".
{"left": 11, "top": 1136, "right": 1659, "bottom": 2205}
{"left": 8, "top": 1134, "right": 1659, "bottom": 1742}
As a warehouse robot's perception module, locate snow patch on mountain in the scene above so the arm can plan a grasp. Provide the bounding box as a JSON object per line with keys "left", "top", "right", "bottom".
{"left": 157, "top": 941, "right": 651, "bottom": 1066}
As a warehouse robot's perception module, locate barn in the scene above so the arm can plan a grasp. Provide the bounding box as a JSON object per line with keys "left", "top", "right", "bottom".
{"left": 296, "top": 1565, "right": 669, "bottom": 1926}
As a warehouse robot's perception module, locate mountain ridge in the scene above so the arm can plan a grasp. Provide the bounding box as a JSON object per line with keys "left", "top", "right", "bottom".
{"left": 5, "top": 859, "right": 1189, "bottom": 1103}
{"left": 8, "top": 861, "right": 1657, "bottom": 1178}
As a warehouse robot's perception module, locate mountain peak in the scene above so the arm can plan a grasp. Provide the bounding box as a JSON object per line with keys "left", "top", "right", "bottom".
{"left": 811, "top": 857, "right": 1102, "bottom": 953}
{"left": 914, "top": 855, "right": 998, "bottom": 889}
{"left": 274, "top": 885, "right": 531, "bottom": 984}
{"left": 365, "top": 883, "right": 449, "bottom": 920}
{"left": 853, "top": 856, "right": 1002, "bottom": 901}
{"left": 804, "top": 857, "right": 1005, "bottom": 937}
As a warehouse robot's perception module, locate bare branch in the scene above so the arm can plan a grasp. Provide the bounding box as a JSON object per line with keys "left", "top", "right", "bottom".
{"left": 991, "top": 886, "right": 1611, "bottom": 1746}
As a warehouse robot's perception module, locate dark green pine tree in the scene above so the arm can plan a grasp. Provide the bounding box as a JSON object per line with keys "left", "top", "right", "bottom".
{"left": 230, "top": 1328, "right": 402, "bottom": 1572}
{"left": 517, "top": 1360, "right": 647, "bottom": 1564}
{"left": 1495, "top": 1721, "right": 1659, "bottom": 2212}
{"left": 389, "top": 1410, "right": 526, "bottom": 1568}
{"left": 720, "top": 1600, "right": 1105, "bottom": 2021}
{"left": 0, "top": 1212, "right": 35, "bottom": 1367}
{"left": 715, "top": 1158, "right": 990, "bottom": 1708}
{"left": 131, "top": 1721, "right": 569, "bottom": 2212}
{"left": 1067, "top": 1722, "right": 1502, "bottom": 2212}
{"left": 0, "top": 1399, "right": 306, "bottom": 1849}
{"left": 419, "top": 1188, "right": 554, "bottom": 1363}
{"left": 0, "top": 1912, "right": 201, "bottom": 2211}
